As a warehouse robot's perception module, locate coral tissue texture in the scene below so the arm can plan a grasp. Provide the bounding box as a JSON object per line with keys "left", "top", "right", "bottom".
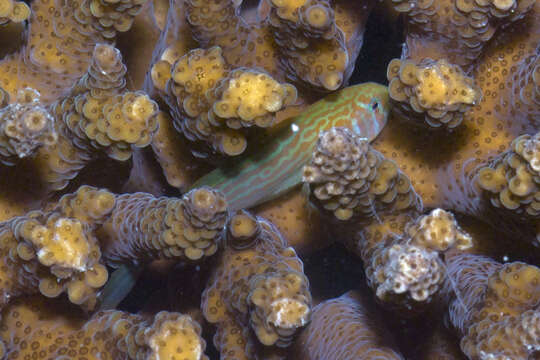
{"left": 0, "top": 0, "right": 538, "bottom": 359}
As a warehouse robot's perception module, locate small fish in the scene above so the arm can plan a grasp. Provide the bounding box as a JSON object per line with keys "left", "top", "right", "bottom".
{"left": 192, "top": 82, "right": 390, "bottom": 210}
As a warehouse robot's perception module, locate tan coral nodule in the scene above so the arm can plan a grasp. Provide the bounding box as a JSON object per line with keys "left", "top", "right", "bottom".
{"left": 202, "top": 213, "right": 312, "bottom": 358}
{"left": 304, "top": 127, "right": 420, "bottom": 222}
{"left": 354, "top": 209, "right": 472, "bottom": 313}
{"left": 0, "top": 0, "right": 29, "bottom": 25}
{"left": 475, "top": 131, "right": 540, "bottom": 245}
{"left": 387, "top": 58, "right": 481, "bottom": 129}
{"left": 0, "top": 205, "right": 108, "bottom": 310}
{"left": 100, "top": 187, "right": 228, "bottom": 265}
{"left": 446, "top": 254, "right": 540, "bottom": 359}
{"left": 0, "top": 88, "right": 57, "bottom": 165}
{"left": 156, "top": 45, "right": 299, "bottom": 159}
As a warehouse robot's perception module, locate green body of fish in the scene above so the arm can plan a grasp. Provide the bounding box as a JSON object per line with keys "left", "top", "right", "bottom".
{"left": 192, "top": 82, "right": 390, "bottom": 210}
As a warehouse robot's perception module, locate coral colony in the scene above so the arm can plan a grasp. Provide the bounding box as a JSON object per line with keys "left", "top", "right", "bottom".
{"left": 0, "top": 0, "right": 538, "bottom": 359}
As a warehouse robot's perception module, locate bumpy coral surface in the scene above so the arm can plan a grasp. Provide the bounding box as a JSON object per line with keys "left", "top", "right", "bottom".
{"left": 202, "top": 211, "right": 311, "bottom": 359}
{"left": 292, "top": 290, "right": 404, "bottom": 359}
{"left": 0, "top": 0, "right": 538, "bottom": 359}
{"left": 351, "top": 209, "right": 472, "bottom": 314}
{"left": 156, "top": 46, "right": 298, "bottom": 159}
{"left": 303, "top": 127, "right": 421, "bottom": 221}
{"left": 0, "top": 0, "right": 29, "bottom": 25}
{"left": 445, "top": 254, "right": 540, "bottom": 359}
{"left": 0, "top": 295, "right": 209, "bottom": 359}
{"left": 100, "top": 186, "right": 228, "bottom": 265}
{"left": 145, "top": 0, "right": 375, "bottom": 160}
{"left": 387, "top": 58, "right": 482, "bottom": 129}
{"left": 0, "top": 88, "right": 57, "bottom": 165}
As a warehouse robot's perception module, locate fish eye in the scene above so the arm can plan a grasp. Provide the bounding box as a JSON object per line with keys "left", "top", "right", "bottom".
{"left": 371, "top": 100, "right": 379, "bottom": 111}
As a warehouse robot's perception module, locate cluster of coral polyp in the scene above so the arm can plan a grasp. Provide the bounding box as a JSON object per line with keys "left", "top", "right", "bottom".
{"left": 0, "top": 0, "right": 538, "bottom": 359}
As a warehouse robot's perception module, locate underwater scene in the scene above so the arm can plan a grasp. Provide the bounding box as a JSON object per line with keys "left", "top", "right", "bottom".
{"left": 0, "top": 0, "right": 538, "bottom": 358}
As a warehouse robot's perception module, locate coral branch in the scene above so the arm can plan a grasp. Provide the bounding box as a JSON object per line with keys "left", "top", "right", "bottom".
{"left": 32, "top": 43, "right": 159, "bottom": 191}
{"left": 0, "top": 185, "right": 114, "bottom": 311}
{"left": 0, "top": 0, "right": 148, "bottom": 103}
{"left": 100, "top": 187, "right": 228, "bottom": 265}
{"left": 387, "top": 58, "right": 481, "bottom": 129}
{"left": 151, "top": 45, "right": 297, "bottom": 159}
{"left": 390, "top": 0, "right": 535, "bottom": 69}
{"left": 202, "top": 210, "right": 311, "bottom": 358}
{"left": 474, "top": 131, "right": 540, "bottom": 245}
{"left": 0, "top": 296, "right": 209, "bottom": 360}
{"left": 0, "top": 88, "right": 57, "bottom": 165}
{"left": 292, "top": 290, "right": 404, "bottom": 360}
{"left": 303, "top": 127, "right": 421, "bottom": 222}
{"left": 445, "top": 253, "right": 540, "bottom": 359}
{"left": 352, "top": 209, "right": 472, "bottom": 314}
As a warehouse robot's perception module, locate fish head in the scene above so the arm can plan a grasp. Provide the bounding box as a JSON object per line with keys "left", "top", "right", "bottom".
{"left": 349, "top": 82, "right": 390, "bottom": 140}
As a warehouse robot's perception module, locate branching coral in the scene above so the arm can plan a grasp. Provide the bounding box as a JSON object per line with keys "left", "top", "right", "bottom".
{"left": 0, "top": 295, "right": 209, "bottom": 360}
{"left": 151, "top": 45, "right": 297, "bottom": 159}
{"left": 351, "top": 209, "right": 472, "bottom": 313}
{"left": 183, "top": 0, "right": 374, "bottom": 92}
{"left": 99, "top": 186, "right": 228, "bottom": 266}
{"left": 390, "top": 0, "right": 535, "bottom": 68}
{"left": 32, "top": 43, "right": 159, "bottom": 191}
{"left": 303, "top": 127, "right": 421, "bottom": 222}
{"left": 0, "top": 185, "right": 114, "bottom": 311}
{"left": 475, "top": 131, "right": 540, "bottom": 244}
{"left": 384, "top": 0, "right": 535, "bottom": 130}
{"left": 202, "top": 210, "right": 311, "bottom": 359}
{"left": 387, "top": 58, "right": 482, "bottom": 129}
{"left": 266, "top": 0, "right": 350, "bottom": 91}
{"left": 143, "top": 0, "right": 376, "bottom": 163}
{"left": 445, "top": 253, "right": 540, "bottom": 359}
{"left": 0, "top": 88, "right": 57, "bottom": 165}
{"left": 0, "top": 1, "right": 537, "bottom": 359}
{"left": 291, "top": 290, "right": 404, "bottom": 360}
{"left": 368, "top": 2, "right": 540, "bottom": 249}
{"left": 0, "top": 0, "right": 148, "bottom": 103}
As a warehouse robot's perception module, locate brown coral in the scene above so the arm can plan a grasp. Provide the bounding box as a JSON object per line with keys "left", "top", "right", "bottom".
{"left": 475, "top": 131, "right": 540, "bottom": 245}
{"left": 267, "top": 0, "right": 350, "bottom": 90}
{"left": 150, "top": 111, "right": 211, "bottom": 191}
{"left": 0, "top": 186, "right": 114, "bottom": 311}
{"left": 352, "top": 209, "right": 472, "bottom": 313}
{"left": 509, "top": 47, "right": 540, "bottom": 127}
{"left": 291, "top": 290, "right": 404, "bottom": 360}
{"left": 183, "top": 0, "right": 373, "bottom": 92}
{"left": 32, "top": 43, "right": 159, "bottom": 191}
{"left": 99, "top": 187, "right": 228, "bottom": 266}
{"left": 390, "top": 0, "right": 535, "bottom": 69}
{"left": 445, "top": 253, "right": 540, "bottom": 359}
{"left": 143, "top": 0, "right": 375, "bottom": 162}
{"left": 0, "top": 0, "right": 29, "bottom": 26}
{"left": 303, "top": 127, "right": 421, "bottom": 222}
{"left": 0, "top": 0, "right": 148, "bottom": 103}
{"left": 152, "top": 46, "right": 297, "bottom": 159}
{"left": 367, "top": 2, "right": 540, "bottom": 250}
{"left": 0, "top": 185, "right": 117, "bottom": 330}
{"left": 202, "top": 211, "right": 311, "bottom": 359}
{"left": 0, "top": 295, "right": 209, "bottom": 360}
{"left": 0, "top": 88, "right": 57, "bottom": 165}
{"left": 387, "top": 58, "right": 482, "bottom": 129}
